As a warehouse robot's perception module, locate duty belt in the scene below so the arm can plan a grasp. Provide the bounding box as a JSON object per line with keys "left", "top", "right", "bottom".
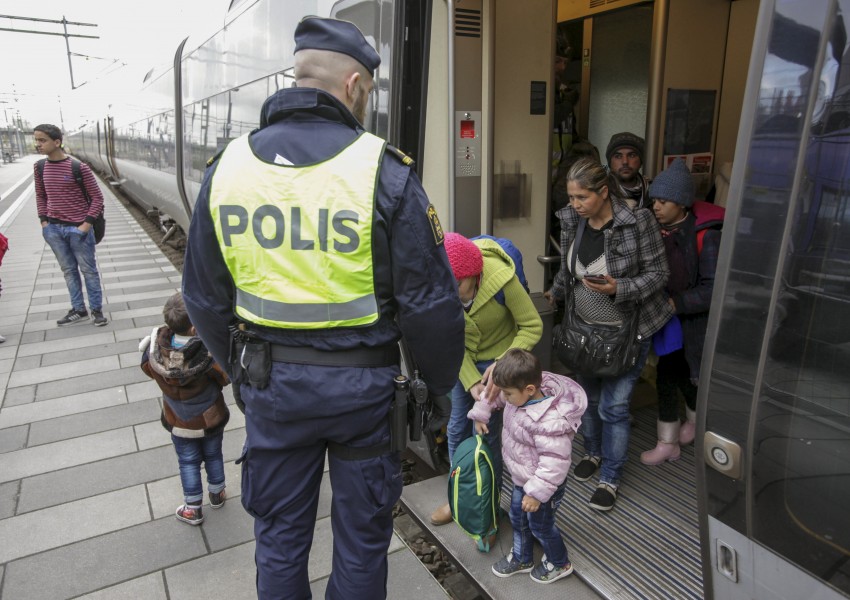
{"left": 270, "top": 344, "right": 399, "bottom": 368}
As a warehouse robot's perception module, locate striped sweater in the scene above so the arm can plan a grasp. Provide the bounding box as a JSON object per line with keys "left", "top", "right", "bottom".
{"left": 34, "top": 157, "right": 104, "bottom": 225}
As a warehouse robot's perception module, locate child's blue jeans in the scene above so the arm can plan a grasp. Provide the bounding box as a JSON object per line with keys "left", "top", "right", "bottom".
{"left": 172, "top": 432, "right": 226, "bottom": 505}
{"left": 510, "top": 483, "right": 569, "bottom": 567}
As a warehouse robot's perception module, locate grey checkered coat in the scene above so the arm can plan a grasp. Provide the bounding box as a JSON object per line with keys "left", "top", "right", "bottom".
{"left": 551, "top": 200, "right": 672, "bottom": 339}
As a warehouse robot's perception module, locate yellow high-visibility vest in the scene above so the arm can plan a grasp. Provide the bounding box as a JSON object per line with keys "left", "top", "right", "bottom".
{"left": 209, "top": 131, "right": 386, "bottom": 329}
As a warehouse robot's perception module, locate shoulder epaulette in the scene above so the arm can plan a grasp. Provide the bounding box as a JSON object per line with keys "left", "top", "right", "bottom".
{"left": 386, "top": 144, "right": 415, "bottom": 167}
{"left": 206, "top": 149, "right": 225, "bottom": 168}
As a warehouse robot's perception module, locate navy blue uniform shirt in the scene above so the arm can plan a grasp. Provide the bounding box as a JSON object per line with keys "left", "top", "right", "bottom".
{"left": 182, "top": 87, "right": 464, "bottom": 395}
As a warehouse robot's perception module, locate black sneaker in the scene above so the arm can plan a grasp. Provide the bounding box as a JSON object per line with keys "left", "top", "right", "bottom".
{"left": 91, "top": 310, "right": 108, "bottom": 327}
{"left": 589, "top": 482, "right": 618, "bottom": 511}
{"left": 492, "top": 552, "right": 533, "bottom": 578}
{"left": 57, "top": 308, "right": 88, "bottom": 326}
{"left": 175, "top": 503, "right": 204, "bottom": 525}
{"left": 573, "top": 455, "right": 601, "bottom": 481}
{"left": 209, "top": 489, "right": 226, "bottom": 509}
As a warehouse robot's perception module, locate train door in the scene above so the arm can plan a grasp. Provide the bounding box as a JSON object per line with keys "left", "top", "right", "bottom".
{"left": 699, "top": 0, "right": 850, "bottom": 598}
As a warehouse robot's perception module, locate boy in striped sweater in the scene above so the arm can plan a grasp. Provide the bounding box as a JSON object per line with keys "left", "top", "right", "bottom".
{"left": 33, "top": 124, "right": 107, "bottom": 327}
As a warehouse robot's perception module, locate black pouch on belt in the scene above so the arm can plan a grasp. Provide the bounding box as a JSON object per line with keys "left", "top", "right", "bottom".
{"left": 240, "top": 339, "right": 271, "bottom": 389}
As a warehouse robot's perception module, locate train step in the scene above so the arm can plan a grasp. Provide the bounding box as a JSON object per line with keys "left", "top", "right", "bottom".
{"left": 400, "top": 475, "right": 602, "bottom": 600}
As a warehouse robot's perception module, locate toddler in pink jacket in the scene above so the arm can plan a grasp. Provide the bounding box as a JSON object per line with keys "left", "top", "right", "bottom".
{"left": 469, "top": 348, "right": 587, "bottom": 585}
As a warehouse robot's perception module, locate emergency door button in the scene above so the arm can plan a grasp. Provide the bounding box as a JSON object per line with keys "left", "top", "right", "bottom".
{"left": 704, "top": 431, "right": 743, "bottom": 480}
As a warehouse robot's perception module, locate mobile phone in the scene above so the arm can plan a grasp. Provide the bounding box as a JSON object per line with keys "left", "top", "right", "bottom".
{"left": 584, "top": 274, "right": 607, "bottom": 284}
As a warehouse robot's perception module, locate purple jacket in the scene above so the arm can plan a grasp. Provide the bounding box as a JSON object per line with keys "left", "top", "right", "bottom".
{"left": 468, "top": 372, "right": 587, "bottom": 503}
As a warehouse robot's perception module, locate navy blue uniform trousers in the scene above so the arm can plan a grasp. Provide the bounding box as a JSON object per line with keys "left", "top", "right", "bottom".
{"left": 239, "top": 365, "right": 403, "bottom": 600}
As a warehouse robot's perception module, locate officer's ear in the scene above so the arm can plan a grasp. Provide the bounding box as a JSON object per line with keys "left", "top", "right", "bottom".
{"left": 344, "top": 71, "right": 361, "bottom": 103}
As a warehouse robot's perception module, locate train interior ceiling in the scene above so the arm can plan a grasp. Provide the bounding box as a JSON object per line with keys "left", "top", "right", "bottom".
{"left": 65, "top": 1, "right": 850, "bottom": 597}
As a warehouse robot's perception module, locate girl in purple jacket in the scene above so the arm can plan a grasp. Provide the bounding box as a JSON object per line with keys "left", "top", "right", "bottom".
{"left": 468, "top": 349, "right": 587, "bottom": 585}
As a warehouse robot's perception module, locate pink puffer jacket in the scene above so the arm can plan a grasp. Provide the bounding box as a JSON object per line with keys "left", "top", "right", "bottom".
{"left": 468, "top": 372, "right": 587, "bottom": 503}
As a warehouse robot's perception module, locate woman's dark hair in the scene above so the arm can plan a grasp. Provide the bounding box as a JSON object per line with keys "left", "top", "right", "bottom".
{"left": 163, "top": 292, "right": 192, "bottom": 335}
{"left": 565, "top": 156, "right": 621, "bottom": 201}
{"left": 492, "top": 348, "right": 542, "bottom": 390}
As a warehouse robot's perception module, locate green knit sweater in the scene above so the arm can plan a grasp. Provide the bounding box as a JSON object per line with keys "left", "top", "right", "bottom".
{"left": 459, "top": 239, "right": 543, "bottom": 391}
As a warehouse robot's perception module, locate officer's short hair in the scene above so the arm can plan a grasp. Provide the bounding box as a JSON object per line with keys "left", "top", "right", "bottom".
{"left": 163, "top": 292, "right": 192, "bottom": 336}
{"left": 34, "top": 124, "right": 62, "bottom": 142}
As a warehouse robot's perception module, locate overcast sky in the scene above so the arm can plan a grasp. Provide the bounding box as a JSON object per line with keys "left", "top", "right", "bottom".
{"left": 0, "top": 1, "right": 228, "bottom": 131}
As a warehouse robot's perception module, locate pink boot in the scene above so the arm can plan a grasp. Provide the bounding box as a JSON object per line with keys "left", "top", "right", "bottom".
{"left": 679, "top": 407, "right": 696, "bottom": 446}
{"left": 640, "top": 421, "right": 681, "bottom": 465}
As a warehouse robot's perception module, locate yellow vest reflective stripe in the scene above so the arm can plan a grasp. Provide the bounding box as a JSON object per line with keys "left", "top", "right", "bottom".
{"left": 209, "top": 132, "right": 386, "bottom": 329}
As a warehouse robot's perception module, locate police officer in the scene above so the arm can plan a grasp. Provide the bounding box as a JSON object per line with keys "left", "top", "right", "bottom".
{"left": 182, "top": 16, "right": 465, "bottom": 600}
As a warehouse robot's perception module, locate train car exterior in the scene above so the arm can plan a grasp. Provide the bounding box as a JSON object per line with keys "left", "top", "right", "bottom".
{"left": 64, "top": 0, "right": 850, "bottom": 598}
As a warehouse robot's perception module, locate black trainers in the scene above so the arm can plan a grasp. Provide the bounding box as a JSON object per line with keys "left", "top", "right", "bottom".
{"left": 589, "top": 482, "right": 618, "bottom": 511}
{"left": 492, "top": 552, "right": 534, "bottom": 578}
{"left": 91, "top": 310, "right": 108, "bottom": 327}
{"left": 209, "top": 489, "right": 226, "bottom": 509}
{"left": 176, "top": 503, "right": 204, "bottom": 525}
{"left": 573, "top": 455, "right": 601, "bottom": 481}
{"left": 530, "top": 555, "right": 574, "bottom": 584}
{"left": 57, "top": 308, "right": 88, "bottom": 326}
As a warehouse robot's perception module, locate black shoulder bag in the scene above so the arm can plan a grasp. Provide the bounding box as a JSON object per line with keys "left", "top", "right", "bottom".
{"left": 552, "top": 218, "right": 643, "bottom": 378}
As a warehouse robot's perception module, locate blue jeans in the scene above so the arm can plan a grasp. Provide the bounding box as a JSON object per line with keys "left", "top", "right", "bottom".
{"left": 510, "top": 483, "right": 568, "bottom": 567}
{"left": 43, "top": 223, "right": 103, "bottom": 312}
{"left": 576, "top": 340, "right": 651, "bottom": 486}
{"left": 172, "top": 433, "right": 226, "bottom": 505}
{"left": 446, "top": 359, "right": 503, "bottom": 493}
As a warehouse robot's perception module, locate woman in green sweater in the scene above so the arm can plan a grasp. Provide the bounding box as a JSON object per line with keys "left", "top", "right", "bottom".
{"left": 431, "top": 232, "right": 543, "bottom": 526}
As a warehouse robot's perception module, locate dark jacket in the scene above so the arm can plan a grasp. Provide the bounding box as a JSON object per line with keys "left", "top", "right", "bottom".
{"left": 181, "top": 88, "right": 464, "bottom": 422}
{"left": 666, "top": 210, "right": 721, "bottom": 383}
{"left": 552, "top": 198, "right": 672, "bottom": 338}
{"left": 141, "top": 327, "right": 230, "bottom": 438}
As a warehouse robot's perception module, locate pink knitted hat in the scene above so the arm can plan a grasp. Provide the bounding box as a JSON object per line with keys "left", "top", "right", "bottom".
{"left": 444, "top": 232, "right": 483, "bottom": 280}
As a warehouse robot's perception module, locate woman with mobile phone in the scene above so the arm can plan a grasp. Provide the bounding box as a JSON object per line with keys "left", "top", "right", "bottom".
{"left": 544, "top": 157, "right": 671, "bottom": 511}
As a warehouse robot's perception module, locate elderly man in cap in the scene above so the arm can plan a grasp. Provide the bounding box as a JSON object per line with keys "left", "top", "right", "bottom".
{"left": 182, "top": 16, "right": 464, "bottom": 600}
{"left": 606, "top": 131, "right": 651, "bottom": 210}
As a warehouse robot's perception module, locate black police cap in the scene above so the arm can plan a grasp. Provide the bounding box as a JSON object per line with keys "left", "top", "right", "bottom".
{"left": 294, "top": 16, "right": 381, "bottom": 76}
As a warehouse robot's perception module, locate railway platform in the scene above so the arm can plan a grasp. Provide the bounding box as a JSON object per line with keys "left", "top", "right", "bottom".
{"left": 0, "top": 158, "right": 449, "bottom": 599}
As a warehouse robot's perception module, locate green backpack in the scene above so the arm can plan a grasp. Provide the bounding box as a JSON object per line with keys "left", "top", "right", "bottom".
{"left": 448, "top": 435, "right": 499, "bottom": 552}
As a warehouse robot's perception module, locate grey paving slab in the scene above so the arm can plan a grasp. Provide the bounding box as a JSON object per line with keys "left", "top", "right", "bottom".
{"left": 34, "top": 366, "right": 149, "bottom": 402}
{"left": 19, "top": 331, "right": 45, "bottom": 345}
{"left": 0, "top": 427, "right": 137, "bottom": 484}
{"left": 27, "top": 398, "right": 159, "bottom": 447}
{"left": 2, "top": 384, "right": 35, "bottom": 407}
{"left": 0, "top": 345, "right": 19, "bottom": 361}
{"left": 16, "top": 330, "right": 116, "bottom": 357}
{"left": 18, "top": 433, "right": 245, "bottom": 513}
{"left": 126, "top": 379, "right": 161, "bottom": 402}
{"left": 0, "top": 387, "right": 127, "bottom": 429}
{"left": 9, "top": 356, "right": 39, "bottom": 371}
{"left": 164, "top": 541, "right": 257, "bottom": 600}
{"left": 43, "top": 339, "right": 140, "bottom": 367}
{"left": 8, "top": 355, "right": 120, "bottom": 387}
{"left": 76, "top": 572, "right": 167, "bottom": 600}
{"left": 0, "top": 480, "right": 20, "bottom": 519}
{"left": 0, "top": 486, "right": 150, "bottom": 564}
{"left": 0, "top": 423, "right": 27, "bottom": 452}
{"left": 1, "top": 517, "right": 208, "bottom": 600}
{"left": 127, "top": 295, "right": 181, "bottom": 310}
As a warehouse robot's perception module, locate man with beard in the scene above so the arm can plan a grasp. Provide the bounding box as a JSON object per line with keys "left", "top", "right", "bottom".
{"left": 606, "top": 132, "right": 651, "bottom": 211}
{"left": 182, "top": 16, "right": 464, "bottom": 599}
